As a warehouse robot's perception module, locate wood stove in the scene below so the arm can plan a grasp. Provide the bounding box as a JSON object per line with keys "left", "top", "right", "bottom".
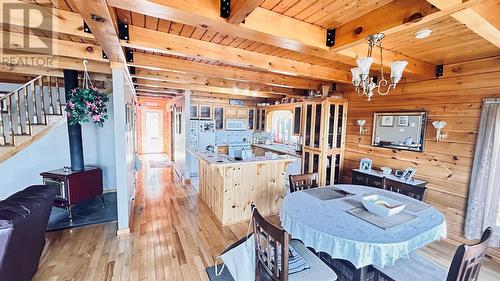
{"left": 41, "top": 166, "right": 104, "bottom": 219}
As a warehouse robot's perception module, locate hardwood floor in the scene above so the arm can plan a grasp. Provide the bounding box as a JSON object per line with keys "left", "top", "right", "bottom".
{"left": 34, "top": 156, "right": 500, "bottom": 281}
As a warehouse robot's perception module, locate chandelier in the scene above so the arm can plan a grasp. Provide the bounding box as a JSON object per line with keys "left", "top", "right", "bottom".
{"left": 351, "top": 33, "right": 408, "bottom": 101}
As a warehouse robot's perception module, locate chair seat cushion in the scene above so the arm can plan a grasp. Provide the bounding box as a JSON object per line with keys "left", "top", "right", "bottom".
{"left": 375, "top": 252, "right": 448, "bottom": 281}
{"left": 289, "top": 240, "right": 337, "bottom": 281}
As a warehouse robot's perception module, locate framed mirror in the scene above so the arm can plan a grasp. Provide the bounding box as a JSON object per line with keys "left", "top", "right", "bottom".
{"left": 372, "top": 111, "right": 427, "bottom": 152}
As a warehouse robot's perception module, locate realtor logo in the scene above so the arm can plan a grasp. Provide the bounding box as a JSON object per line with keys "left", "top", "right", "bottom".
{"left": 1, "top": 1, "right": 55, "bottom": 67}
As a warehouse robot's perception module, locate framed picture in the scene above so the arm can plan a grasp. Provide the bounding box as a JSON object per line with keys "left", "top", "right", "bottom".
{"left": 398, "top": 116, "right": 409, "bottom": 127}
{"left": 380, "top": 115, "right": 394, "bottom": 127}
{"left": 402, "top": 168, "right": 417, "bottom": 182}
{"left": 359, "top": 158, "right": 372, "bottom": 171}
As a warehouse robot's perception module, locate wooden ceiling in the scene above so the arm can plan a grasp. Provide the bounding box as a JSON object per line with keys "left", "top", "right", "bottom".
{"left": 1, "top": 0, "right": 499, "bottom": 99}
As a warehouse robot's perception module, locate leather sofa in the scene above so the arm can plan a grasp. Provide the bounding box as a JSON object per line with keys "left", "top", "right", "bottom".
{"left": 0, "top": 185, "right": 56, "bottom": 281}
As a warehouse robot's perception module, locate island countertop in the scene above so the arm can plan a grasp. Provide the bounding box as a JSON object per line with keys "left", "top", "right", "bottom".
{"left": 187, "top": 148, "right": 296, "bottom": 166}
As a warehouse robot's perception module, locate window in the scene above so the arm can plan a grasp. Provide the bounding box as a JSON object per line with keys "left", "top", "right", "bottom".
{"left": 270, "top": 110, "right": 298, "bottom": 144}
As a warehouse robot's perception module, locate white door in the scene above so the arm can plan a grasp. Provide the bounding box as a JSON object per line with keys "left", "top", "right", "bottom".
{"left": 142, "top": 110, "right": 163, "bottom": 154}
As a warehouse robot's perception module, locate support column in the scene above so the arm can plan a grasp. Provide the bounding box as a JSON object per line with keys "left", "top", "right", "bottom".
{"left": 63, "top": 70, "right": 84, "bottom": 171}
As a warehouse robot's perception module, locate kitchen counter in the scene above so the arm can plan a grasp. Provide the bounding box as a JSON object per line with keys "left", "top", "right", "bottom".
{"left": 187, "top": 148, "right": 296, "bottom": 167}
{"left": 188, "top": 148, "right": 295, "bottom": 225}
{"left": 252, "top": 143, "right": 302, "bottom": 158}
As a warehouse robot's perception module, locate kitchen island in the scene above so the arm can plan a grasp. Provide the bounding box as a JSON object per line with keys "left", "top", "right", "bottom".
{"left": 188, "top": 148, "right": 296, "bottom": 225}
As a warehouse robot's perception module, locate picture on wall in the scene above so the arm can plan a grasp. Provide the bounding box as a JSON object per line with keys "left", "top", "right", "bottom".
{"left": 359, "top": 158, "right": 372, "bottom": 171}
{"left": 398, "top": 116, "right": 409, "bottom": 127}
{"left": 380, "top": 115, "right": 394, "bottom": 127}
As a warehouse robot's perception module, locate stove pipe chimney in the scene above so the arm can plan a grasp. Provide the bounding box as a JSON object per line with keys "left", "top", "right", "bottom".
{"left": 63, "top": 70, "right": 84, "bottom": 171}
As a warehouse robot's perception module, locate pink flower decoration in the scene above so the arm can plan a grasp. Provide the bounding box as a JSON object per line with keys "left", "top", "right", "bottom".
{"left": 92, "top": 114, "right": 101, "bottom": 122}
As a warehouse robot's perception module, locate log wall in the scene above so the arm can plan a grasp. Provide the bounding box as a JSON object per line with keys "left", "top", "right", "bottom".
{"left": 340, "top": 56, "right": 500, "bottom": 261}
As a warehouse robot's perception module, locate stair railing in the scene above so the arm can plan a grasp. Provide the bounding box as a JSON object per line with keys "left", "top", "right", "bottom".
{"left": 0, "top": 75, "right": 65, "bottom": 146}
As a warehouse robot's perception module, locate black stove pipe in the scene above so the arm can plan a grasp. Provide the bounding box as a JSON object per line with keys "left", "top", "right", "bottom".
{"left": 63, "top": 70, "right": 84, "bottom": 171}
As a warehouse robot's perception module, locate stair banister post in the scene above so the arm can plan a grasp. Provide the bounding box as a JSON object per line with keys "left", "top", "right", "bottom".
{"left": 63, "top": 69, "right": 84, "bottom": 171}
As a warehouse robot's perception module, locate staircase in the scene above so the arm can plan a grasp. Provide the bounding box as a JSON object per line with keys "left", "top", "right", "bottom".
{"left": 0, "top": 75, "right": 67, "bottom": 163}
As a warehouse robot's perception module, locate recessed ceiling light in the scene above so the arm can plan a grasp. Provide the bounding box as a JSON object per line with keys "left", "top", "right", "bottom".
{"left": 415, "top": 29, "right": 432, "bottom": 39}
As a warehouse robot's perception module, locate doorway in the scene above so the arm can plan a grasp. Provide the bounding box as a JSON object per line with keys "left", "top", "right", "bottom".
{"left": 142, "top": 110, "right": 163, "bottom": 154}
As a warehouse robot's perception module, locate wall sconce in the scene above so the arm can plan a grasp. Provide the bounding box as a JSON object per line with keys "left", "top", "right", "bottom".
{"left": 432, "top": 121, "right": 447, "bottom": 142}
{"left": 357, "top": 119, "right": 367, "bottom": 135}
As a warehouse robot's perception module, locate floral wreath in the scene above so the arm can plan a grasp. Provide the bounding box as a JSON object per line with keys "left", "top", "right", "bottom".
{"left": 65, "top": 60, "right": 109, "bottom": 127}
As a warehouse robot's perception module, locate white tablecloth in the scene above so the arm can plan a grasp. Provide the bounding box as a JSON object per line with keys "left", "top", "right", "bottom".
{"left": 279, "top": 184, "right": 447, "bottom": 269}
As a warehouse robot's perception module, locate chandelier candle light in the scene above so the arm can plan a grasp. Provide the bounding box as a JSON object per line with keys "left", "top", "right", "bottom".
{"left": 351, "top": 33, "right": 408, "bottom": 101}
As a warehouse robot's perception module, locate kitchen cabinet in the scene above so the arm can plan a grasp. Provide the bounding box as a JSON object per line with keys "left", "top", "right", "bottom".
{"left": 236, "top": 108, "right": 248, "bottom": 118}
{"left": 255, "top": 108, "right": 266, "bottom": 132}
{"left": 248, "top": 108, "right": 255, "bottom": 130}
{"left": 293, "top": 105, "right": 302, "bottom": 135}
{"left": 300, "top": 98, "right": 348, "bottom": 186}
{"left": 190, "top": 105, "right": 198, "bottom": 119}
{"left": 225, "top": 107, "right": 237, "bottom": 118}
{"left": 214, "top": 107, "right": 224, "bottom": 130}
{"left": 199, "top": 105, "right": 212, "bottom": 119}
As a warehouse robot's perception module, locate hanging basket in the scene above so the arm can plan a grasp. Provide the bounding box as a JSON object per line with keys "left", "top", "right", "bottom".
{"left": 65, "top": 60, "right": 109, "bottom": 127}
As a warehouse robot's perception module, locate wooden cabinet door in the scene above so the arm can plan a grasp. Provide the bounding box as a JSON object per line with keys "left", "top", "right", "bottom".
{"left": 260, "top": 109, "right": 266, "bottom": 131}
{"left": 226, "top": 107, "right": 237, "bottom": 118}
{"left": 190, "top": 105, "right": 198, "bottom": 119}
{"left": 293, "top": 106, "right": 302, "bottom": 135}
{"left": 199, "top": 105, "right": 212, "bottom": 119}
{"left": 304, "top": 104, "right": 313, "bottom": 147}
{"left": 256, "top": 109, "right": 261, "bottom": 131}
{"left": 214, "top": 107, "right": 224, "bottom": 130}
{"left": 236, "top": 108, "right": 248, "bottom": 118}
{"left": 248, "top": 108, "right": 255, "bottom": 130}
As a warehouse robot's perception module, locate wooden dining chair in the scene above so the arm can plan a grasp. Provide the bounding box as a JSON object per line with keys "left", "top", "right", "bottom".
{"left": 251, "top": 206, "right": 337, "bottom": 281}
{"left": 289, "top": 173, "right": 318, "bottom": 194}
{"left": 376, "top": 227, "right": 493, "bottom": 281}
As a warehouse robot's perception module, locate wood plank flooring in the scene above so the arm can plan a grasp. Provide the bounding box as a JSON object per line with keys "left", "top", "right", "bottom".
{"left": 33, "top": 156, "right": 500, "bottom": 281}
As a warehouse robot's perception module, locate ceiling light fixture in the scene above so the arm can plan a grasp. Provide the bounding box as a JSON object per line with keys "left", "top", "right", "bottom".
{"left": 350, "top": 33, "right": 407, "bottom": 101}
{"left": 415, "top": 29, "right": 432, "bottom": 39}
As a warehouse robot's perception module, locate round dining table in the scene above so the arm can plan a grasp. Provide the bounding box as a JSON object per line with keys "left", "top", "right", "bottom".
{"left": 280, "top": 184, "right": 447, "bottom": 276}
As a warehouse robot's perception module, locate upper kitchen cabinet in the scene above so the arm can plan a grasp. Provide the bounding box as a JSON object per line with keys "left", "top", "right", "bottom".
{"left": 199, "top": 105, "right": 212, "bottom": 119}
{"left": 248, "top": 108, "right": 255, "bottom": 130}
{"left": 225, "top": 107, "right": 248, "bottom": 120}
{"left": 190, "top": 105, "right": 199, "bottom": 119}
{"left": 293, "top": 105, "right": 302, "bottom": 136}
{"left": 254, "top": 108, "right": 267, "bottom": 132}
{"left": 301, "top": 98, "right": 348, "bottom": 186}
{"left": 214, "top": 107, "right": 224, "bottom": 130}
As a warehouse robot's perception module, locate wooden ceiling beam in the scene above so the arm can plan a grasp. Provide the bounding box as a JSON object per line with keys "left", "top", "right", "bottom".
{"left": 130, "top": 52, "right": 325, "bottom": 90}
{"left": 332, "top": 0, "right": 438, "bottom": 51}
{"left": 0, "top": 31, "right": 105, "bottom": 61}
{"left": 108, "top": 0, "right": 434, "bottom": 78}
{"left": 428, "top": 0, "right": 500, "bottom": 47}
{"left": 0, "top": 0, "right": 93, "bottom": 39}
{"left": 66, "top": 0, "right": 125, "bottom": 63}
{"left": 123, "top": 25, "right": 350, "bottom": 82}
{"left": 132, "top": 68, "right": 303, "bottom": 95}
{"left": 227, "top": 0, "right": 265, "bottom": 24}
{"left": 134, "top": 79, "right": 285, "bottom": 98}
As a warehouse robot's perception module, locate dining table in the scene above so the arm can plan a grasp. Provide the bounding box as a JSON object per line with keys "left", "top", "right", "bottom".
{"left": 279, "top": 184, "right": 447, "bottom": 281}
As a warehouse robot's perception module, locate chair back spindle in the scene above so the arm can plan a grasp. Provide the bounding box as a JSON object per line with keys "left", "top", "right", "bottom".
{"left": 446, "top": 227, "right": 493, "bottom": 281}
{"left": 252, "top": 206, "right": 290, "bottom": 281}
{"left": 289, "top": 173, "right": 319, "bottom": 193}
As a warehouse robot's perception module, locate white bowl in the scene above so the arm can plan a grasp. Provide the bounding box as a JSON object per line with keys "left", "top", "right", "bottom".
{"left": 361, "top": 195, "right": 405, "bottom": 217}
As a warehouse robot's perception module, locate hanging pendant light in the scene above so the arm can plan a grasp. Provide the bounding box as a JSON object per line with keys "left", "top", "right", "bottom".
{"left": 351, "top": 33, "right": 407, "bottom": 100}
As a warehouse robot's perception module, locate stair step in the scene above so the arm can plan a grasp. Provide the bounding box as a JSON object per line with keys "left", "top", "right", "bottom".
{"left": 45, "top": 113, "right": 64, "bottom": 116}
{"left": 13, "top": 133, "right": 30, "bottom": 136}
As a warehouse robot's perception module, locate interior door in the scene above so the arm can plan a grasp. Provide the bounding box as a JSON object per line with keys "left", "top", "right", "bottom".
{"left": 142, "top": 110, "right": 163, "bottom": 154}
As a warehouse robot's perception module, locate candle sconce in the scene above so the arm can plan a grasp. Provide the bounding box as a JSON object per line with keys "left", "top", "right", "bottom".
{"left": 357, "top": 119, "right": 367, "bottom": 135}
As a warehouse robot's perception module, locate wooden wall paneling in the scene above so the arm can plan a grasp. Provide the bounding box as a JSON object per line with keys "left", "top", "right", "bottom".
{"left": 341, "top": 56, "right": 500, "bottom": 261}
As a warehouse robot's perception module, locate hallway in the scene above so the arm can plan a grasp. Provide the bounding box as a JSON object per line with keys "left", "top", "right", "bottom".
{"left": 33, "top": 157, "right": 500, "bottom": 281}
